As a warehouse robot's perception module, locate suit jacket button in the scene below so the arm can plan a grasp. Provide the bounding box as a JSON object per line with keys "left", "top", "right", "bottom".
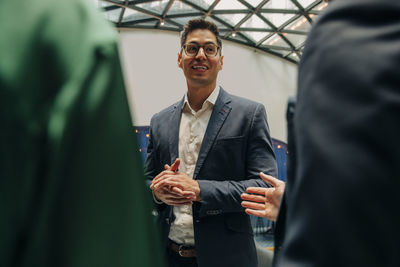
{"left": 166, "top": 218, "right": 170, "bottom": 224}
{"left": 195, "top": 219, "right": 200, "bottom": 223}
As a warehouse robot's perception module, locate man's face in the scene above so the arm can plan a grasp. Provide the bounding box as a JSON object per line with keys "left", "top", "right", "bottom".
{"left": 178, "top": 29, "right": 224, "bottom": 88}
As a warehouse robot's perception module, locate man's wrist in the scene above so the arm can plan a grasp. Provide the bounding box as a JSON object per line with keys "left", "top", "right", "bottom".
{"left": 195, "top": 181, "right": 202, "bottom": 201}
{"left": 152, "top": 191, "right": 164, "bottom": 204}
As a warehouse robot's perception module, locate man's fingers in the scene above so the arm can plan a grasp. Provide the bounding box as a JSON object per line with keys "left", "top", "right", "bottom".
{"left": 156, "top": 189, "right": 188, "bottom": 200}
{"left": 260, "top": 172, "right": 280, "bottom": 186}
{"left": 153, "top": 177, "right": 172, "bottom": 190}
{"left": 154, "top": 177, "right": 181, "bottom": 190}
{"left": 172, "top": 186, "right": 183, "bottom": 194}
{"left": 153, "top": 185, "right": 183, "bottom": 197}
{"left": 172, "top": 187, "right": 195, "bottom": 198}
{"left": 170, "top": 158, "right": 180, "bottom": 172}
{"left": 152, "top": 160, "right": 182, "bottom": 188}
{"left": 244, "top": 208, "right": 267, "bottom": 218}
{"left": 241, "top": 193, "right": 265, "bottom": 203}
{"left": 154, "top": 170, "right": 175, "bottom": 180}
{"left": 241, "top": 201, "right": 266, "bottom": 210}
{"left": 164, "top": 159, "right": 180, "bottom": 171}
{"left": 151, "top": 171, "right": 176, "bottom": 188}
{"left": 245, "top": 187, "right": 268, "bottom": 195}
{"left": 165, "top": 189, "right": 185, "bottom": 197}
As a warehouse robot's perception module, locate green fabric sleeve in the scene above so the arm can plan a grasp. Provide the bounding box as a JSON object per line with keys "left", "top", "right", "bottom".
{"left": 0, "top": 0, "right": 164, "bottom": 266}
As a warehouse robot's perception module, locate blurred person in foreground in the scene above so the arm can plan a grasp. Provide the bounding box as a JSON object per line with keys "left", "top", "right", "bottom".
{"left": 0, "top": 0, "right": 163, "bottom": 266}
{"left": 242, "top": 0, "right": 400, "bottom": 266}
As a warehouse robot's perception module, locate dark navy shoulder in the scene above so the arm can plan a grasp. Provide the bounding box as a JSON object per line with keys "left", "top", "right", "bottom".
{"left": 150, "top": 99, "right": 183, "bottom": 122}
{"left": 227, "top": 93, "right": 265, "bottom": 111}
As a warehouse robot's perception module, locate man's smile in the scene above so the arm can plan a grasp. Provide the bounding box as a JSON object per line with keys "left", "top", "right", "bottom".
{"left": 191, "top": 65, "right": 208, "bottom": 71}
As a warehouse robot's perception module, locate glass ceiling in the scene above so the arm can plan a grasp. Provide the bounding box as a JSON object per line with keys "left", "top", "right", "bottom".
{"left": 95, "top": 0, "right": 328, "bottom": 64}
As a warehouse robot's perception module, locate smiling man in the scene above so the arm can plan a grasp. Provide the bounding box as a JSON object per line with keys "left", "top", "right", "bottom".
{"left": 145, "top": 19, "right": 277, "bottom": 267}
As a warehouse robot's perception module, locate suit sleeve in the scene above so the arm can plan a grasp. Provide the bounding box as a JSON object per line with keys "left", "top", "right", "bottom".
{"left": 144, "top": 116, "right": 158, "bottom": 187}
{"left": 197, "top": 104, "right": 277, "bottom": 217}
{"left": 144, "top": 116, "right": 170, "bottom": 209}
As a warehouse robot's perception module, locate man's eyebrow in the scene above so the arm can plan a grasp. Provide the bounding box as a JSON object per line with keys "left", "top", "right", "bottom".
{"left": 187, "top": 41, "right": 218, "bottom": 45}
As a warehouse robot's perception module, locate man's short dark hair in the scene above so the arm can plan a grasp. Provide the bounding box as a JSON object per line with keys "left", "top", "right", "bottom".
{"left": 180, "top": 18, "right": 222, "bottom": 51}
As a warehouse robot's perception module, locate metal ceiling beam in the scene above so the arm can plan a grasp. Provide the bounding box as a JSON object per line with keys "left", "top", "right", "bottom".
{"left": 177, "top": 0, "right": 255, "bottom": 45}
{"left": 279, "top": 33, "right": 299, "bottom": 55}
{"left": 157, "top": 12, "right": 205, "bottom": 20}
{"left": 162, "top": 0, "right": 175, "bottom": 17}
{"left": 219, "top": 27, "right": 307, "bottom": 35}
{"left": 182, "top": 0, "right": 299, "bottom": 62}
{"left": 117, "top": 0, "right": 129, "bottom": 26}
{"left": 273, "top": 1, "right": 322, "bottom": 58}
{"left": 105, "top": 0, "right": 184, "bottom": 29}
{"left": 213, "top": 9, "right": 254, "bottom": 14}
{"left": 119, "top": 16, "right": 182, "bottom": 30}
{"left": 308, "top": 0, "right": 325, "bottom": 10}
{"left": 277, "top": 13, "right": 302, "bottom": 31}
{"left": 220, "top": 36, "right": 297, "bottom": 64}
{"left": 256, "top": 12, "right": 303, "bottom": 46}
{"left": 229, "top": 27, "right": 306, "bottom": 35}
{"left": 234, "top": 0, "right": 270, "bottom": 29}
{"left": 155, "top": 0, "right": 175, "bottom": 28}
{"left": 259, "top": 8, "right": 306, "bottom": 14}
{"left": 260, "top": 44, "right": 292, "bottom": 51}
{"left": 103, "top": 6, "right": 321, "bottom": 16}
{"left": 252, "top": 11, "right": 302, "bottom": 57}
{"left": 129, "top": 11, "right": 308, "bottom": 37}
{"left": 104, "top": 5, "right": 120, "bottom": 11}
{"left": 290, "top": 0, "right": 314, "bottom": 23}
{"left": 210, "top": 14, "right": 255, "bottom": 45}
{"left": 102, "top": 0, "right": 161, "bottom": 20}
{"left": 179, "top": 0, "right": 207, "bottom": 13}
{"left": 222, "top": 0, "right": 268, "bottom": 39}
{"left": 254, "top": 15, "right": 285, "bottom": 45}
{"left": 295, "top": 40, "right": 306, "bottom": 50}
{"left": 281, "top": 29, "right": 308, "bottom": 35}
{"left": 102, "top": 0, "right": 305, "bottom": 64}
{"left": 127, "top": 0, "right": 156, "bottom": 4}
{"left": 116, "top": 23, "right": 297, "bottom": 64}
{"left": 119, "top": 25, "right": 180, "bottom": 32}
{"left": 206, "top": 0, "right": 221, "bottom": 16}
{"left": 119, "top": 19, "right": 156, "bottom": 27}
{"left": 102, "top": 0, "right": 155, "bottom": 11}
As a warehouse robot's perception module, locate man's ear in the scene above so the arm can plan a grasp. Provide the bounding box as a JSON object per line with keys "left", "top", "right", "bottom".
{"left": 178, "top": 52, "right": 183, "bottom": 69}
{"left": 218, "top": 55, "right": 224, "bottom": 70}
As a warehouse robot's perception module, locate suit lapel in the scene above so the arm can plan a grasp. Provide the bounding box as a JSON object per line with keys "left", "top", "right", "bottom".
{"left": 193, "top": 88, "right": 232, "bottom": 179}
{"left": 169, "top": 97, "right": 184, "bottom": 165}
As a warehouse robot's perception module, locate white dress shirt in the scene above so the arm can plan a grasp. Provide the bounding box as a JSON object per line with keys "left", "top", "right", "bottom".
{"left": 168, "top": 86, "right": 220, "bottom": 246}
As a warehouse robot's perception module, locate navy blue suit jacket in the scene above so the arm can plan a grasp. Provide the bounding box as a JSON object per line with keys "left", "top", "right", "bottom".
{"left": 275, "top": 0, "right": 400, "bottom": 266}
{"left": 145, "top": 88, "right": 277, "bottom": 267}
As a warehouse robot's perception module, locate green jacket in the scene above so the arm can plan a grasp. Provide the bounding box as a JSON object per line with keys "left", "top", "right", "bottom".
{"left": 0, "top": 0, "right": 164, "bottom": 266}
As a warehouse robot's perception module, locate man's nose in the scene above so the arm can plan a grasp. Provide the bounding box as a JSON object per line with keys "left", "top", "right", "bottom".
{"left": 195, "top": 47, "right": 207, "bottom": 59}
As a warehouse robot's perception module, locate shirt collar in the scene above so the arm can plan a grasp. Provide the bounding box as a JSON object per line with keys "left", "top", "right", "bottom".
{"left": 183, "top": 86, "right": 220, "bottom": 111}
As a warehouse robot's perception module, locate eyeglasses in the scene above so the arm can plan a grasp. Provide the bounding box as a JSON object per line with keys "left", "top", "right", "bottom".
{"left": 182, "top": 43, "right": 220, "bottom": 57}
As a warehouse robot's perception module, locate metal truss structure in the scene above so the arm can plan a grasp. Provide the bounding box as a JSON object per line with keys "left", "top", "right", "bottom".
{"left": 96, "top": 0, "right": 328, "bottom": 64}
